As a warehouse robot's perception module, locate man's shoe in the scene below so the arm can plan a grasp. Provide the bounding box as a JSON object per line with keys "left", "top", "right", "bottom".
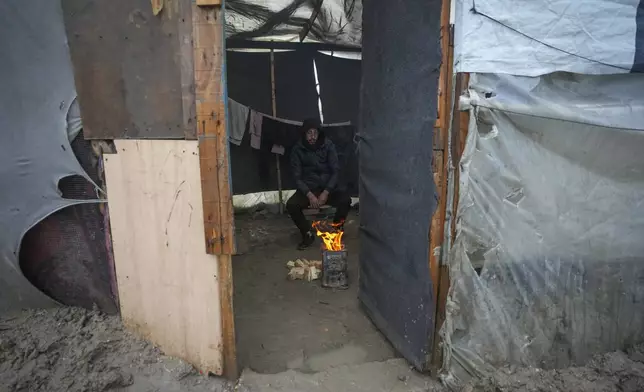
{"left": 297, "top": 231, "right": 315, "bottom": 250}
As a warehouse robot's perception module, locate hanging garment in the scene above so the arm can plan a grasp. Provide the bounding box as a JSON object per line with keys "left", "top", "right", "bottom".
{"left": 249, "top": 110, "right": 264, "bottom": 149}
{"left": 228, "top": 99, "right": 249, "bottom": 146}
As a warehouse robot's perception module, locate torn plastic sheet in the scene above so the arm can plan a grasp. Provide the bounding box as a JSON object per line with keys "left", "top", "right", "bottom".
{"left": 0, "top": 0, "right": 101, "bottom": 313}
{"left": 441, "top": 73, "right": 644, "bottom": 388}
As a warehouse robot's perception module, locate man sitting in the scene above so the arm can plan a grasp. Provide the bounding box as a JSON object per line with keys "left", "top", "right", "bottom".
{"left": 287, "top": 119, "right": 351, "bottom": 249}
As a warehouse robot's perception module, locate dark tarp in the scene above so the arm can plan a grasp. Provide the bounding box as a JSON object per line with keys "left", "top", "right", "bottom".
{"left": 226, "top": 49, "right": 358, "bottom": 196}
{"left": 228, "top": 116, "right": 359, "bottom": 196}
{"left": 358, "top": 0, "right": 441, "bottom": 371}
{"left": 315, "top": 52, "right": 361, "bottom": 123}
{"left": 226, "top": 50, "right": 274, "bottom": 195}
{"left": 274, "top": 51, "right": 320, "bottom": 121}
{"left": 226, "top": 51, "right": 273, "bottom": 114}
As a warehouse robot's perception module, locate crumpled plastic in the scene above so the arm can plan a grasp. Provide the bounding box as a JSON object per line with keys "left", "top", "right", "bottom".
{"left": 441, "top": 73, "right": 644, "bottom": 389}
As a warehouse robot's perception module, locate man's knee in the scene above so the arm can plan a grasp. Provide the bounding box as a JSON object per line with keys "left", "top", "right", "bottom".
{"left": 286, "top": 195, "right": 303, "bottom": 212}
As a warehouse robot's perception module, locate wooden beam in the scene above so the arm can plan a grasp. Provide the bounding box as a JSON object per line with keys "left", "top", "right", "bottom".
{"left": 192, "top": 4, "right": 235, "bottom": 255}
{"left": 270, "top": 49, "right": 285, "bottom": 214}
{"left": 226, "top": 39, "right": 361, "bottom": 53}
{"left": 217, "top": 254, "right": 237, "bottom": 380}
{"left": 197, "top": 0, "right": 222, "bottom": 6}
{"left": 191, "top": 2, "right": 238, "bottom": 380}
{"left": 429, "top": 0, "right": 453, "bottom": 374}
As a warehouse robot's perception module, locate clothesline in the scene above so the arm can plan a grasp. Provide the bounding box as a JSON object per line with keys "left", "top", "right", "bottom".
{"left": 228, "top": 98, "right": 352, "bottom": 155}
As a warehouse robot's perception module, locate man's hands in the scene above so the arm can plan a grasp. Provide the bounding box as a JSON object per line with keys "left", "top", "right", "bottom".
{"left": 307, "top": 190, "right": 329, "bottom": 208}
{"left": 307, "top": 192, "right": 320, "bottom": 209}
{"left": 317, "top": 190, "right": 329, "bottom": 206}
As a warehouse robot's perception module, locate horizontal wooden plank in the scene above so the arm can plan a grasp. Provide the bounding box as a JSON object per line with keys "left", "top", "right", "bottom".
{"left": 197, "top": 0, "right": 222, "bottom": 6}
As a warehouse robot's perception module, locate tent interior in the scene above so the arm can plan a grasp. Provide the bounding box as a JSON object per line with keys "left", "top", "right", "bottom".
{"left": 226, "top": 48, "right": 399, "bottom": 372}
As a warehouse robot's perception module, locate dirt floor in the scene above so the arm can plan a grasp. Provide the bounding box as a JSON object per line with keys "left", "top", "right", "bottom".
{"left": 3, "top": 208, "right": 644, "bottom": 391}
{"left": 2, "top": 306, "right": 644, "bottom": 392}
{"left": 462, "top": 346, "right": 644, "bottom": 392}
{"left": 233, "top": 208, "right": 398, "bottom": 374}
{"left": 0, "top": 307, "right": 232, "bottom": 392}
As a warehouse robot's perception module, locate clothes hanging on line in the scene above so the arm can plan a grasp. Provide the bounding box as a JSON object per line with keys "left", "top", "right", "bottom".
{"left": 249, "top": 109, "right": 264, "bottom": 149}
{"left": 228, "top": 99, "right": 249, "bottom": 146}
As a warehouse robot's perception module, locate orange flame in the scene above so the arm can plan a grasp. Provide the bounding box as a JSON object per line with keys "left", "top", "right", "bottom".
{"left": 312, "top": 221, "right": 345, "bottom": 251}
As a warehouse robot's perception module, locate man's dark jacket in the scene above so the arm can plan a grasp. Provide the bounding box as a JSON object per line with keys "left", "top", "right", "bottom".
{"left": 290, "top": 129, "right": 340, "bottom": 195}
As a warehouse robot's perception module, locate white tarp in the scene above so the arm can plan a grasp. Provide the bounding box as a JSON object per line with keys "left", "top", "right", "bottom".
{"left": 454, "top": 0, "right": 644, "bottom": 76}
{"left": 441, "top": 72, "right": 644, "bottom": 388}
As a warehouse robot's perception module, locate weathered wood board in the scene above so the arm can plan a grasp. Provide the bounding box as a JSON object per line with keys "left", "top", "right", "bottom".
{"left": 103, "top": 139, "right": 223, "bottom": 374}
{"left": 62, "top": 0, "right": 196, "bottom": 139}
{"left": 192, "top": 4, "right": 235, "bottom": 255}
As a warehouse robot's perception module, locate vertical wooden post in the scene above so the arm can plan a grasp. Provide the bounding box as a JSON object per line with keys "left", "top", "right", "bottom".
{"left": 192, "top": 1, "right": 238, "bottom": 380}
{"left": 429, "top": 0, "right": 453, "bottom": 374}
{"left": 270, "top": 48, "right": 284, "bottom": 214}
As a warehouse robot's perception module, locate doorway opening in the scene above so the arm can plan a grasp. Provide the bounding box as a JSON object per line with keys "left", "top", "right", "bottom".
{"left": 225, "top": 44, "right": 398, "bottom": 373}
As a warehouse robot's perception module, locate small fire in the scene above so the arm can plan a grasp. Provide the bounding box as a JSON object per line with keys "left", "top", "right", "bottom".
{"left": 312, "top": 221, "right": 345, "bottom": 251}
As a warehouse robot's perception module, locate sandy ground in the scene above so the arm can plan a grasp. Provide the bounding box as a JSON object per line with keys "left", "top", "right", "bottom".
{"left": 0, "top": 306, "right": 442, "bottom": 392}
{"left": 0, "top": 307, "right": 232, "bottom": 392}
{"left": 233, "top": 209, "right": 398, "bottom": 374}
{"left": 3, "top": 207, "right": 644, "bottom": 391}
{"left": 2, "top": 306, "right": 644, "bottom": 392}
{"left": 462, "top": 346, "right": 644, "bottom": 392}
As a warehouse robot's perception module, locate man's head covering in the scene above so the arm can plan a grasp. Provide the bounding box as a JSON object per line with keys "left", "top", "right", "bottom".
{"left": 301, "top": 118, "right": 321, "bottom": 133}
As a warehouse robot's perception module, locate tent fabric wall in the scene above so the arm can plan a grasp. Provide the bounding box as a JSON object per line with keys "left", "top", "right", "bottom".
{"left": 454, "top": 0, "right": 644, "bottom": 76}
{"left": 226, "top": 50, "right": 359, "bottom": 196}
{"left": 315, "top": 52, "right": 361, "bottom": 124}
{"left": 0, "top": 0, "right": 104, "bottom": 313}
{"left": 441, "top": 73, "right": 644, "bottom": 388}
{"left": 358, "top": 0, "right": 441, "bottom": 370}
{"left": 274, "top": 51, "right": 320, "bottom": 121}
{"left": 226, "top": 51, "right": 273, "bottom": 114}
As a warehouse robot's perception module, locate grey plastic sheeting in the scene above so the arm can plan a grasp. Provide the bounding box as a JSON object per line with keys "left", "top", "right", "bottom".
{"left": 454, "top": 0, "right": 643, "bottom": 76}
{"left": 0, "top": 0, "right": 100, "bottom": 313}
{"left": 358, "top": 0, "right": 440, "bottom": 371}
{"left": 441, "top": 73, "right": 644, "bottom": 388}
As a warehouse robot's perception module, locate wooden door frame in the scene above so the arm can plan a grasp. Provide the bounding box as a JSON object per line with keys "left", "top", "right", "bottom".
{"left": 192, "top": 1, "right": 238, "bottom": 380}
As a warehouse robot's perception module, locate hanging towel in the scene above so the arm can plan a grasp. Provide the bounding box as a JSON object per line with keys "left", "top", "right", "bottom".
{"left": 228, "top": 99, "right": 249, "bottom": 146}
{"left": 249, "top": 110, "right": 263, "bottom": 149}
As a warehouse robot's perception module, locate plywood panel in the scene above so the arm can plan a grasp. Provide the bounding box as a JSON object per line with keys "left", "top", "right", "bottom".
{"left": 104, "top": 139, "right": 223, "bottom": 374}
{"left": 62, "top": 0, "right": 196, "bottom": 139}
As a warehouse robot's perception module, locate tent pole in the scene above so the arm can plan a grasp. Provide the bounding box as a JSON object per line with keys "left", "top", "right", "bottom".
{"left": 270, "top": 47, "right": 284, "bottom": 214}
